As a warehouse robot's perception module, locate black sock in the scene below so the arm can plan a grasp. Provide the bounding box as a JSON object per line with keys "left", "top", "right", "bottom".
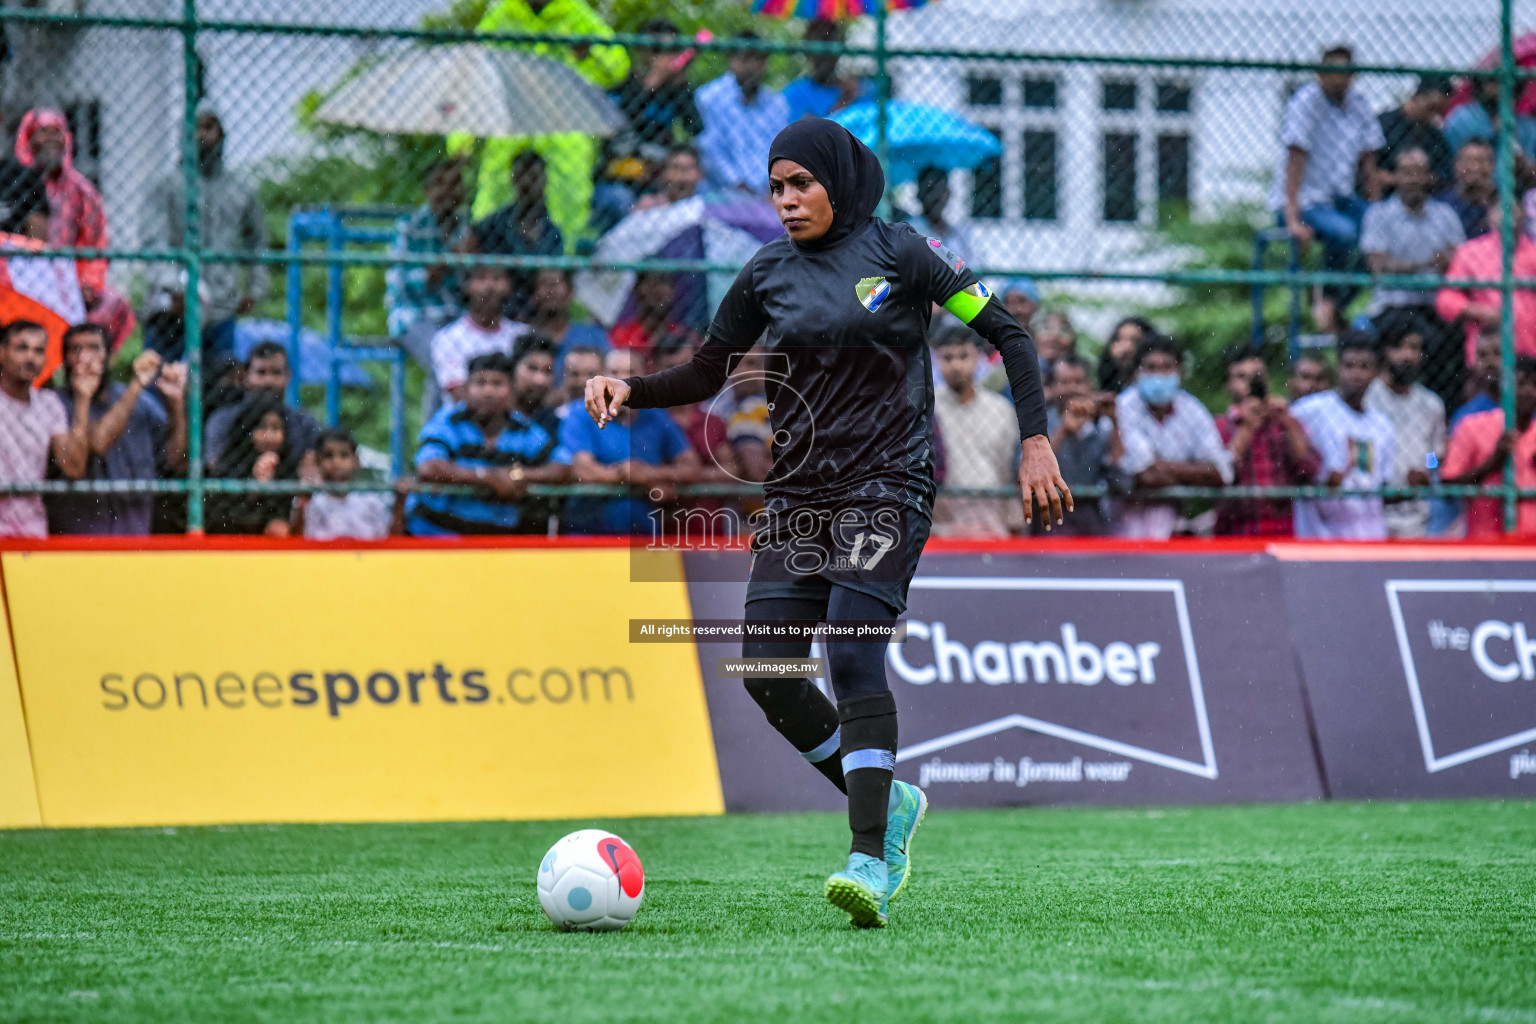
{"left": 743, "top": 676, "right": 847, "bottom": 794}
{"left": 838, "top": 691, "right": 898, "bottom": 860}
{"left": 743, "top": 596, "right": 847, "bottom": 795}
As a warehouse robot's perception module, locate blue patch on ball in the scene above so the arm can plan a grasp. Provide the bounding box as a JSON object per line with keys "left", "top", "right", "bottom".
{"left": 567, "top": 886, "right": 592, "bottom": 911}
{"left": 540, "top": 851, "right": 556, "bottom": 874}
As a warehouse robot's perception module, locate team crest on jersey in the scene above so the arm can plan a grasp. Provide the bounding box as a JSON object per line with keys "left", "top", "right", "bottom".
{"left": 926, "top": 236, "right": 965, "bottom": 272}
{"left": 855, "top": 276, "right": 891, "bottom": 312}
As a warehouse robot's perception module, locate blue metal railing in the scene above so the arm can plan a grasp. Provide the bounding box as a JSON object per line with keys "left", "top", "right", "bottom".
{"left": 285, "top": 205, "right": 412, "bottom": 477}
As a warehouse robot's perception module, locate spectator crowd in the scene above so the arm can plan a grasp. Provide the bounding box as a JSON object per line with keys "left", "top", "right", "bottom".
{"left": 0, "top": 19, "right": 1533, "bottom": 541}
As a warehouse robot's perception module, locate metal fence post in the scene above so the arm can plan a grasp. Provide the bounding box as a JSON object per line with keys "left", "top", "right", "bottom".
{"left": 1497, "top": 0, "right": 1518, "bottom": 535}
{"left": 874, "top": 4, "right": 890, "bottom": 220}
{"left": 327, "top": 206, "right": 344, "bottom": 426}
{"left": 181, "top": 0, "right": 204, "bottom": 534}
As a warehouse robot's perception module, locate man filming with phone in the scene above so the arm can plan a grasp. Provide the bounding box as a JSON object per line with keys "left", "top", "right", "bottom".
{"left": 1044, "top": 353, "right": 1124, "bottom": 536}
{"left": 1215, "top": 346, "right": 1320, "bottom": 536}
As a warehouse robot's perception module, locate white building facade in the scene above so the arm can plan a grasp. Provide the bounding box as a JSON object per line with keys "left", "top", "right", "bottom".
{"left": 864, "top": 0, "right": 1534, "bottom": 277}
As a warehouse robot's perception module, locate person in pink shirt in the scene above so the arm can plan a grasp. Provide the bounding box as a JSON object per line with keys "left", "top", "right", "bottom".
{"left": 0, "top": 320, "right": 89, "bottom": 537}
{"left": 1435, "top": 200, "right": 1536, "bottom": 366}
{"left": 1441, "top": 355, "right": 1536, "bottom": 537}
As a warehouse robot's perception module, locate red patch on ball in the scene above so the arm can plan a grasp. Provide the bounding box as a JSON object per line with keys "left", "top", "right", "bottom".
{"left": 596, "top": 836, "right": 644, "bottom": 897}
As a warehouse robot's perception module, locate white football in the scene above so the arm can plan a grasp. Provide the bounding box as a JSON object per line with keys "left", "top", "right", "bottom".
{"left": 536, "top": 828, "right": 645, "bottom": 932}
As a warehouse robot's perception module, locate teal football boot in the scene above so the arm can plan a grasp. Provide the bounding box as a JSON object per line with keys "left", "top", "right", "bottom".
{"left": 825, "top": 852, "right": 889, "bottom": 928}
{"left": 884, "top": 780, "right": 929, "bottom": 903}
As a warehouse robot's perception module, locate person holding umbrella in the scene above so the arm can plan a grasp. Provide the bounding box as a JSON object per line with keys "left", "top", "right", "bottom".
{"left": 461, "top": 0, "right": 630, "bottom": 246}
{"left": 582, "top": 118, "right": 1068, "bottom": 929}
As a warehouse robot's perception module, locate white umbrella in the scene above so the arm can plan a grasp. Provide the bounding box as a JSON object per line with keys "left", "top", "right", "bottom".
{"left": 315, "top": 44, "right": 628, "bottom": 138}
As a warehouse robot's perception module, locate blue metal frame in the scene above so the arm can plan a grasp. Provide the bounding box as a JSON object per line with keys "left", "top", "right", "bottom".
{"left": 285, "top": 204, "right": 413, "bottom": 477}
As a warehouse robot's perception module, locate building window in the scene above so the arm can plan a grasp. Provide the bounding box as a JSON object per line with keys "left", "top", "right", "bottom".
{"left": 1157, "top": 133, "right": 1190, "bottom": 204}
{"left": 960, "top": 68, "right": 1066, "bottom": 225}
{"left": 1155, "top": 80, "right": 1192, "bottom": 113}
{"left": 971, "top": 131, "right": 1003, "bottom": 221}
{"left": 1022, "top": 129, "right": 1058, "bottom": 221}
{"left": 1022, "top": 76, "right": 1058, "bottom": 110}
{"left": 1103, "top": 132, "right": 1138, "bottom": 222}
{"left": 967, "top": 73, "right": 1003, "bottom": 107}
{"left": 1102, "top": 79, "right": 1137, "bottom": 111}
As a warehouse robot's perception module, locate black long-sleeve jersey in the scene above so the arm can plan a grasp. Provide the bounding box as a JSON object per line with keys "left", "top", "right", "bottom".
{"left": 623, "top": 218, "right": 1047, "bottom": 517}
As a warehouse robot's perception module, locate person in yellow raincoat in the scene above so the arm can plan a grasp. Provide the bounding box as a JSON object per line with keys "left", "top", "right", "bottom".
{"left": 456, "top": 0, "right": 629, "bottom": 251}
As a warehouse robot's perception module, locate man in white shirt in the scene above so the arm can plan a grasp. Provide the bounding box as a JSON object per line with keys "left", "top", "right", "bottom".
{"left": 930, "top": 328, "right": 1020, "bottom": 537}
{"left": 1115, "top": 334, "right": 1233, "bottom": 539}
{"left": 1364, "top": 310, "right": 1445, "bottom": 537}
{"left": 1271, "top": 43, "right": 1385, "bottom": 332}
{"left": 1290, "top": 331, "right": 1397, "bottom": 539}
{"left": 430, "top": 265, "right": 530, "bottom": 407}
{"left": 1360, "top": 147, "right": 1464, "bottom": 316}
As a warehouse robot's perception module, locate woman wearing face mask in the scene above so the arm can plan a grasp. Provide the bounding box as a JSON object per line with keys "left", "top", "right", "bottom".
{"left": 1097, "top": 315, "right": 1154, "bottom": 394}
{"left": 583, "top": 117, "right": 1069, "bottom": 929}
{"left": 1113, "top": 333, "right": 1234, "bottom": 539}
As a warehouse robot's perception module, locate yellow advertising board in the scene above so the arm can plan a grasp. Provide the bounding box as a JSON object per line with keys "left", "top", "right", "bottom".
{"left": 0, "top": 600, "right": 40, "bottom": 828}
{"left": 4, "top": 549, "right": 723, "bottom": 827}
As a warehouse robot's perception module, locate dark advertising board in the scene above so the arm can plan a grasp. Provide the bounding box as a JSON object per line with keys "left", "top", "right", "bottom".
{"left": 683, "top": 551, "right": 1324, "bottom": 810}
{"left": 1280, "top": 559, "right": 1536, "bottom": 798}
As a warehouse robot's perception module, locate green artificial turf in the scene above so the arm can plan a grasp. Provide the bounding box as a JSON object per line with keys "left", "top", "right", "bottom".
{"left": 2, "top": 801, "right": 1534, "bottom": 1023}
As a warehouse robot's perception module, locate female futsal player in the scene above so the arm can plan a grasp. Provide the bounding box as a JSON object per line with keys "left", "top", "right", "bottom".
{"left": 586, "top": 118, "right": 1071, "bottom": 928}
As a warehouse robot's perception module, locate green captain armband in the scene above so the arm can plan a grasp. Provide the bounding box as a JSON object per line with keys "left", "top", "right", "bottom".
{"left": 942, "top": 281, "right": 993, "bottom": 324}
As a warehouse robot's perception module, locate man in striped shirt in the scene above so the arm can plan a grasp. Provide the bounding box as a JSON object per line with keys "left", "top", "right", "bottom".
{"left": 407, "top": 352, "right": 570, "bottom": 536}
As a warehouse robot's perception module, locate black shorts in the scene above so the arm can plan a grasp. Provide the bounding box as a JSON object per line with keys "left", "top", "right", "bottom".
{"left": 743, "top": 502, "right": 932, "bottom": 615}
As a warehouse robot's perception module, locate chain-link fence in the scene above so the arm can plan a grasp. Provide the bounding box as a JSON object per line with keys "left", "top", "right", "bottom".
{"left": 0, "top": 0, "right": 1532, "bottom": 541}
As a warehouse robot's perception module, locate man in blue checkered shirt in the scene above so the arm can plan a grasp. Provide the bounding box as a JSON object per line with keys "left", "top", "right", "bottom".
{"left": 406, "top": 352, "right": 571, "bottom": 536}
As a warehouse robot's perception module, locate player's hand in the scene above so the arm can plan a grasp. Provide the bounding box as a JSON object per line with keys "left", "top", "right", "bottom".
{"left": 1019, "top": 434, "right": 1073, "bottom": 530}
{"left": 585, "top": 375, "right": 632, "bottom": 428}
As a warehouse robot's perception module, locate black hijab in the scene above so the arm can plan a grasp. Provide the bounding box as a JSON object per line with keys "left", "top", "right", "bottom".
{"left": 767, "top": 117, "right": 884, "bottom": 250}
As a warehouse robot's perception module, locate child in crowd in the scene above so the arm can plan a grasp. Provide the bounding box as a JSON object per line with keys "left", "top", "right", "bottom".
{"left": 294, "top": 428, "right": 406, "bottom": 540}
{"left": 208, "top": 393, "right": 301, "bottom": 537}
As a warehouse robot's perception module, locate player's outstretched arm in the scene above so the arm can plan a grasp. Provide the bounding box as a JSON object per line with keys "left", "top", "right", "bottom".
{"left": 617, "top": 259, "right": 767, "bottom": 414}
